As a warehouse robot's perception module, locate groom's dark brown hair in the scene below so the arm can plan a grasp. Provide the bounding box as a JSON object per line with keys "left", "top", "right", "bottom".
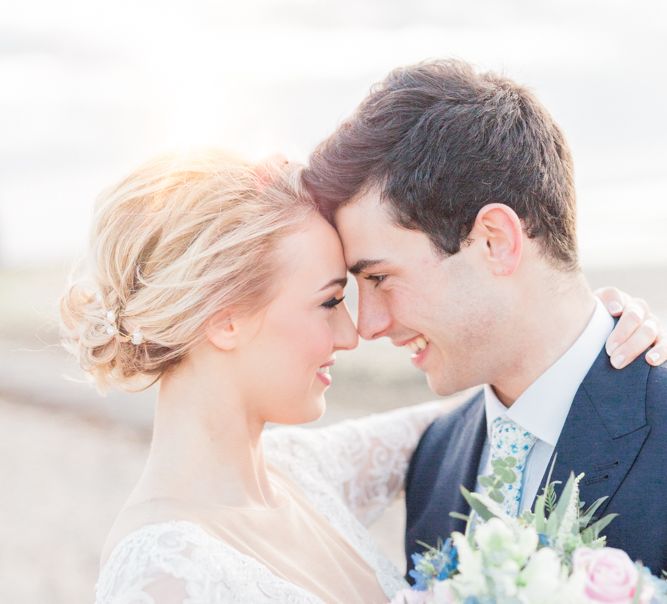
{"left": 303, "top": 59, "right": 579, "bottom": 271}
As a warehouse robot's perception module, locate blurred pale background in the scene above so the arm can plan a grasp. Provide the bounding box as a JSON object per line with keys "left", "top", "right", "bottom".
{"left": 0, "top": 1, "right": 665, "bottom": 602}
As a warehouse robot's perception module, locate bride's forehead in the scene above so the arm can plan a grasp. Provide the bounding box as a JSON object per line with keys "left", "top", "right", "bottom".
{"left": 282, "top": 215, "right": 343, "bottom": 256}
{"left": 275, "top": 218, "right": 346, "bottom": 275}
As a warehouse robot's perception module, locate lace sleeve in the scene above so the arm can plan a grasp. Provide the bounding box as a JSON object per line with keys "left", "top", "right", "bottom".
{"left": 96, "top": 522, "right": 234, "bottom": 604}
{"left": 113, "top": 575, "right": 190, "bottom": 604}
{"left": 264, "top": 401, "right": 447, "bottom": 526}
{"left": 97, "top": 521, "right": 325, "bottom": 604}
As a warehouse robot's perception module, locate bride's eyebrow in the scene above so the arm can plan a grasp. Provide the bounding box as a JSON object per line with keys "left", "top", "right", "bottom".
{"left": 318, "top": 277, "right": 348, "bottom": 291}
{"left": 348, "top": 259, "right": 385, "bottom": 275}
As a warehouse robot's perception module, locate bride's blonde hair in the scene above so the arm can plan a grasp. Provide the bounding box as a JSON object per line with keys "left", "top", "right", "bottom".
{"left": 60, "top": 150, "right": 315, "bottom": 392}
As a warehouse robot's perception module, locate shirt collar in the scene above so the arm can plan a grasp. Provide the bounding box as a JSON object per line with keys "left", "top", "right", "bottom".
{"left": 483, "top": 299, "right": 615, "bottom": 447}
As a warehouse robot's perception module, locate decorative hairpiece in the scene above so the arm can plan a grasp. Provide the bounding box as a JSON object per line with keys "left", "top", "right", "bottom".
{"left": 130, "top": 330, "right": 144, "bottom": 345}
{"left": 97, "top": 293, "right": 144, "bottom": 346}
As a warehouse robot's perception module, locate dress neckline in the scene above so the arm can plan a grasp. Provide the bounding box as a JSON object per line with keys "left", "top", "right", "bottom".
{"left": 122, "top": 463, "right": 292, "bottom": 513}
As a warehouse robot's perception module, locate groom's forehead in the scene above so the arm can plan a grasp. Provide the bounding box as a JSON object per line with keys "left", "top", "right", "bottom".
{"left": 334, "top": 196, "right": 431, "bottom": 271}
{"left": 333, "top": 195, "right": 396, "bottom": 262}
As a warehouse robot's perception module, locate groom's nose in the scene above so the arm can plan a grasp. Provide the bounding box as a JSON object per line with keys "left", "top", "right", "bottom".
{"left": 356, "top": 288, "right": 392, "bottom": 340}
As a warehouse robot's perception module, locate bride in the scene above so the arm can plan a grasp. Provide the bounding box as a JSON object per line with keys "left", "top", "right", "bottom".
{"left": 60, "top": 151, "right": 662, "bottom": 603}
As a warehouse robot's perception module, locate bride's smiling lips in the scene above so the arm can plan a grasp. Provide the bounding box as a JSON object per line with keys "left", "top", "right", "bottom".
{"left": 316, "top": 358, "right": 336, "bottom": 386}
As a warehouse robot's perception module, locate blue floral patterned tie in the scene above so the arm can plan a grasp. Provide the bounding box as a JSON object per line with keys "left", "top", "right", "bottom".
{"left": 488, "top": 416, "right": 537, "bottom": 516}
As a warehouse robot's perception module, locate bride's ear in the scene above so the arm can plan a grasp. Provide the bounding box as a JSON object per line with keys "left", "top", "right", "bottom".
{"left": 205, "top": 309, "right": 242, "bottom": 351}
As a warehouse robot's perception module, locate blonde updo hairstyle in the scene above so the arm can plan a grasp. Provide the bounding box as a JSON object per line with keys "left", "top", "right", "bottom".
{"left": 60, "top": 150, "right": 316, "bottom": 392}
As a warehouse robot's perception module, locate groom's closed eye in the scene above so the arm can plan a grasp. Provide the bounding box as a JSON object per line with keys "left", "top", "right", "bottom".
{"left": 364, "top": 274, "right": 388, "bottom": 287}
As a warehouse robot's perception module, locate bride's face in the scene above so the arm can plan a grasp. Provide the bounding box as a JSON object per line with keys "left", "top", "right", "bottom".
{"left": 237, "top": 212, "right": 358, "bottom": 424}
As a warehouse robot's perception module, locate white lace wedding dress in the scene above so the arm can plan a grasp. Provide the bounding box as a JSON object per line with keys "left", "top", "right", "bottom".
{"left": 95, "top": 401, "right": 444, "bottom": 603}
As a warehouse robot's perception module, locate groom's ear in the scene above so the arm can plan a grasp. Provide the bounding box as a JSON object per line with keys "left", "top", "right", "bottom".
{"left": 472, "top": 203, "right": 523, "bottom": 276}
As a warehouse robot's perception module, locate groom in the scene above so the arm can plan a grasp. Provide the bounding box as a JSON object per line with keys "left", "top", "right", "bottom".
{"left": 303, "top": 60, "right": 667, "bottom": 574}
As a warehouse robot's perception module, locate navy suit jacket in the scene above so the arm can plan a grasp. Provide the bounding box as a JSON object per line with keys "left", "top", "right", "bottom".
{"left": 405, "top": 348, "right": 667, "bottom": 576}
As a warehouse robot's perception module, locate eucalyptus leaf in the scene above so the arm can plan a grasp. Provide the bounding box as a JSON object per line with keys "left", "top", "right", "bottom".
{"left": 479, "top": 476, "right": 494, "bottom": 488}
{"left": 461, "top": 487, "right": 496, "bottom": 521}
{"left": 585, "top": 513, "right": 618, "bottom": 541}
{"left": 489, "top": 490, "right": 504, "bottom": 503}
{"left": 534, "top": 492, "right": 547, "bottom": 534}
{"left": 579, "top": 496, "right": 609, "bottom": 529}
{"left": 500, "top": 469, "right": 516, "bottom": 483}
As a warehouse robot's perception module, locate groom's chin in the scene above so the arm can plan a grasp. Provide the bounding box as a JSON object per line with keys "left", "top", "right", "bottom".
{"left": 425, "top": 372, "right": 459, "bottom": 397}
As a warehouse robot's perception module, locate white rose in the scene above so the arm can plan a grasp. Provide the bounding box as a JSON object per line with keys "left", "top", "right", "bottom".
{"left": 475, "top": 517, "right": 538, "bottom": 566}
{"left": 450, "top": 533, "right": 486, "bottom": 596}
{"left": 519, "top": 548, "right": 567, "bottom": 604}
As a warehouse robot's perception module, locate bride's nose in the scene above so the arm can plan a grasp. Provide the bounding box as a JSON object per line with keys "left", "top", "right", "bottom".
{"left": 333, "top": 302, "right": 359, "bottom": 351}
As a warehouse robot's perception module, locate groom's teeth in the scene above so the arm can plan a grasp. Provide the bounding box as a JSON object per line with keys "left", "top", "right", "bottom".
{"left": 317, "top": 366, "right": 330, "bottom": 375}
{"left": 408, "top": 337, "right": 429, "bottom": 353}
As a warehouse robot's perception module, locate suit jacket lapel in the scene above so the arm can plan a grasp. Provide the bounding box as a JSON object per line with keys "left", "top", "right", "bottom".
{"left": 444, "top": 391, "right": 487, "bottom": 533}
{"left": 540, "top": 350, "right": 651, "bottom": 516}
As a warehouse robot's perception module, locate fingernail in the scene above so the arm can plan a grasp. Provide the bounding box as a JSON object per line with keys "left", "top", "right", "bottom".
{"left": 648, "top": 352, "right": 660, "bottom": 365}
{"left": 607, "top": 301, "right": 623, "bottom": 315}
{"left": 611, "top": 354, "right": 626, "bottom": 368}
{"left": 607, "top": 341, "right": 619, "bottom": 355}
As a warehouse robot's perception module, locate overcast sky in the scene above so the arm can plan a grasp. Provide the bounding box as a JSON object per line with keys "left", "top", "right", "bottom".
{"left": 1, "top": 0, "right": 665, "bottom": 268}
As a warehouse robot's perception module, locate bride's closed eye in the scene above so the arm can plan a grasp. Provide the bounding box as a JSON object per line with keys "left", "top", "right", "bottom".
{"left": 321, "top": 296, "right": 345, "bottom": 309}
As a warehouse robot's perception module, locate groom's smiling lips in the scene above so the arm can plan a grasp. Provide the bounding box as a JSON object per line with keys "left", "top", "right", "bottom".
{"left": 395, "top": 334, "right": 431, "bottom": 364}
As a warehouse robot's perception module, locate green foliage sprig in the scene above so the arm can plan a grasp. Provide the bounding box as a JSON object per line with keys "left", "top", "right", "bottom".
{"left": 456, "top": 455, "right": 617, "bottom": 562}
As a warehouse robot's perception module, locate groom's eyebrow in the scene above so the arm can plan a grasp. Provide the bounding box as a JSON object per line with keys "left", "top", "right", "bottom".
{"left": 348, "top": 259, "right": 385, "bottom": 275}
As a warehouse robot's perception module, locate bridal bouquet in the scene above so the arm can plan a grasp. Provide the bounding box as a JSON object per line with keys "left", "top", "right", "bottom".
{"left": 391, "top": 460, "right": 667, "bottom": 604}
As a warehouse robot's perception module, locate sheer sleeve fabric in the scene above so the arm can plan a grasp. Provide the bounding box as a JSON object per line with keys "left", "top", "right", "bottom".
{"left": 264, "top": 401, "right": 446, "bottom": 526}
{"left": 96, "top": 522, "right": 226, "bottom": 604}
{"left": 97, "top": 404, "right": 449, "bottom": 602}
{"left": 95, "top": 521, "right": 322, "bottom": 604}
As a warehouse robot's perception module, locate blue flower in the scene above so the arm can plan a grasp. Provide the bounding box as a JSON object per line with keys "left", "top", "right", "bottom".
{"left": 537, "top": 533, "right": 552, "bottom": 548}
{"left": 409, "top": 538, "right": 459, "bottom": 590}
{"left": 437, "top": 538, "right": 458, "bottom": 578}
{"left": 408, "top": 553, "right": 430, "bottom": 591}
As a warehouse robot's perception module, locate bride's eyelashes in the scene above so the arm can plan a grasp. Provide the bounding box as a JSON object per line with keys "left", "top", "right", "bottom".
{"left": 364, "top": 274, "right": 387, "bottom": 288}
{"left": 321, "top": 295, "right": 345, "bottom": 310}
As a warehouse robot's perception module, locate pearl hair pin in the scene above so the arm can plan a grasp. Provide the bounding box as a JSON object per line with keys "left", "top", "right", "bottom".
{"left": 96, "top": 292, "right": 144, "bottom": 346}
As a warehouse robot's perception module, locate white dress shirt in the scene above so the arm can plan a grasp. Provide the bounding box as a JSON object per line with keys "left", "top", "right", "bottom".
{"left": 474, "top": 299, "right": 615, "bottom": 513}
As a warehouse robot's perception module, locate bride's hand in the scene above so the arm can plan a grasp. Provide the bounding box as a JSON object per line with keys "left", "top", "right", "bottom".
{"left": 596, "top": 287, "right": 665, "bottom": 369}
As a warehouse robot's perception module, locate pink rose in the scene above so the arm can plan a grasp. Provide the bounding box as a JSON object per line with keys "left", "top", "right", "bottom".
{"left": 572, "top": 547, "right": 653, "bottom": 604}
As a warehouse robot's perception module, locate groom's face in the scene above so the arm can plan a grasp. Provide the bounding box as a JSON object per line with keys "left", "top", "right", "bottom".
{"left": 335, "top": 188, "right": 502, "bottom": 396}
